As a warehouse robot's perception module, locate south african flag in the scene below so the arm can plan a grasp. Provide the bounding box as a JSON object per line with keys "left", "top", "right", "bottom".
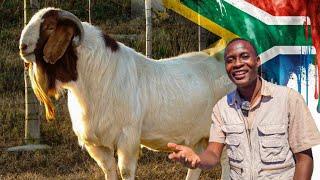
{"left": 164, "top": 0, "right": 320, "bottom": 113}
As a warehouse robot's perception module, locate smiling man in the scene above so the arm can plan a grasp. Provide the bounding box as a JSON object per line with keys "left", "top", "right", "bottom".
{"left": 168, "top": 38, "right": 320, "bottom": 179}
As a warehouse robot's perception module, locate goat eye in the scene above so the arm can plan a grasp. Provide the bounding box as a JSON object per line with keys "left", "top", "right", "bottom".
{"left": 43, "top": 25, "right": 55, "bottom": 31}
{"left": 47, "top": 26, "right": 55, "bottom": 31}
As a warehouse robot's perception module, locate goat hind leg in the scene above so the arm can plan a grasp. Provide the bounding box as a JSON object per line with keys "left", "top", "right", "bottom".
{"left": 85, "top": 145, "right": 118, "bottom": 180}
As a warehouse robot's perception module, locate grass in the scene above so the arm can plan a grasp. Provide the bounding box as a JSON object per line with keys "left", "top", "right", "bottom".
{"left": 0, "top": 1, "right": 221, "bottom": 179}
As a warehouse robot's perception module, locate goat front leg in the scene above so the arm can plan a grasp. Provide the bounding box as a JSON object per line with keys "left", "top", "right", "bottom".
{"left": 186, "top": 168, "right": 202, "bottom": 180}
{"left": 116, "top": 128, "right": 140, "bottom": 180}
{"left": 185, "top": 139, "right": 207, "bottom": 180}
{"left": 186, "top": 141, "right": 230, "bottom": 180}
{"left": 85, "top": 145, "right": 118, "bottom": 180}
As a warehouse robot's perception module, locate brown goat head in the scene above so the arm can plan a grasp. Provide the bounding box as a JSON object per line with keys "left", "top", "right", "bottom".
{"left": 19, "top": 8, "right": 84, "bottom": 120}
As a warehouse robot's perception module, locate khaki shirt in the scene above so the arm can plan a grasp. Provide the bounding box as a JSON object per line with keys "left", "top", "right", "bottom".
{"left": 209, "top": 78, "right": 320, "bottom": 179}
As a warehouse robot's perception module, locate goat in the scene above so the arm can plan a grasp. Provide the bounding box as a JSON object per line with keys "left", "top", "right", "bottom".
{"left": 19, "top": 7, "right": 234, "bottom": 180}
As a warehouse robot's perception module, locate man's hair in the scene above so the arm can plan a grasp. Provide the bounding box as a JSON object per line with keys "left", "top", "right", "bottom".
{"left": 225, "top": 38, "right": 258, "bottom": 57}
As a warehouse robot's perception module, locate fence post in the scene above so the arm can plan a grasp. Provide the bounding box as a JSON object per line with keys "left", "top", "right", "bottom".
{"left": 197, "top": 0, "right": 206, "bottom": 51}
{"left": 7, "top": 0, "right": 50, "bottom": 152}
{"left": 198, "top": 26, "right": 207, "bottom": 51}
{"left": 145, "top": 0, "right": 152, "bottom": 58}
{"left": 24, "top": 0, "right": 42, "bottom": 145}
{"left": 88, "top": 0, "right": 91, "bottom": 23}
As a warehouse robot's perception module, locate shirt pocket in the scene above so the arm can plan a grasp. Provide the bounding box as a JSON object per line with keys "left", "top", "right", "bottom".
{"left": 258, "top": 124, "right": 289, "bottom": 163}
{"left": 222, "top": 124, "right": 245, "bottom": 162}
{"left": 230, "top": 163, "right": 244, "bottom": 180}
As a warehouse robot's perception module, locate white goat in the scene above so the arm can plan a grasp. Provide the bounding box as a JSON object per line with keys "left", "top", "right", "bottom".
{"left": 19, "top": 7, "right": 233, "bottom": 180}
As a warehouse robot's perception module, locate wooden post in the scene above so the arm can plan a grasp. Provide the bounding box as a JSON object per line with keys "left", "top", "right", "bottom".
{"left": 24, "top": 0, "right": 27, "bottom": 27}
{"left": 198, "top": 26, "right": 207, "bottom": 51}
{"left": 145, "top": 0, "right": 152, "bottom": 58}
{"left": 131, "top": 0, "right": 143, "bottom": 17}
{"left": 197, "top": 0, "right": 206, "bottom": 51}
{"left": 24, "top": 0, "right": 41, "bottom": 144}
{"left": 7, "top": 0, "right": 49, "bottom": 151}
{"left": 29, "top": 0, "right": 38, "bottom": 15}
{"left": 88, "top": 0, "right": 91, "bottom": 23}
{"left": 24, "top": 67, "right": 41, "bottom": 144}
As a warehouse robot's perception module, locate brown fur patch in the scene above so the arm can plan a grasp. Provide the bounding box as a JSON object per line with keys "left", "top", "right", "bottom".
{"left": 35, "top": 10, "right": 79, "bottom": 93}
{"left": 43, "top": 25, "right": 75, "bottom": 63}
{"left": 26, "top": 9, "right": 82, "bottom": 120}
{"left": 103, "top": 33, "right": 119, "bottom": 52}
{"left": 35, "top": 43, "right": 78, "bottom": 90}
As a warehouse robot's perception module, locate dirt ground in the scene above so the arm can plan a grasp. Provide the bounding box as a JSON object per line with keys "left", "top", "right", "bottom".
{"left": 0, "top": 147, "right": 221, "bottom": 180}
{"left": 0, "top": 119, "right": 221, "bottom": 180}
{"left": 0, "top": 96, "right": 221, "bottom": 180}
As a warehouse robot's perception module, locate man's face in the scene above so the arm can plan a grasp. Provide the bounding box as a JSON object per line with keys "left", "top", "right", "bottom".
{"left": 224, "top": 40, "right": 260, "bottom": 88}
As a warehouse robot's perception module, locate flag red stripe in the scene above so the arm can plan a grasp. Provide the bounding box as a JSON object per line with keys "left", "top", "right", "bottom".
{"left": 247, "top": 0, "right": 320, "bottom": 96}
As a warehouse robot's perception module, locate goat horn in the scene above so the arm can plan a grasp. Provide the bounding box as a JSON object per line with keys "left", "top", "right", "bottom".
{"left": 58, "top": 10, "right": 84, "bottom": 47}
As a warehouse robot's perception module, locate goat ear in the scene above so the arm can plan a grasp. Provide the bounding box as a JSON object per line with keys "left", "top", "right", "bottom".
{"left": 43, "top": 25, "right": 75, "bottom": 64}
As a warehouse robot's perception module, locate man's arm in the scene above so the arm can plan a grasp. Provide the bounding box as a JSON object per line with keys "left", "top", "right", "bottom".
{"left": 167, "top": 142, "right": 224, "bottom": 169}
{"left": 287, "top": 89, "right": 320, "bottom": 179}
{"left": 198, "top": 142, "right": 224, "bottom": 169}
{"left": 294, "top": 149, "right": 313, "bottom": 180}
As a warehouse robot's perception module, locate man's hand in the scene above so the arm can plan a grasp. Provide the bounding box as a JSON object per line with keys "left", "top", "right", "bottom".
{"left": 167, "top": 143, "right": 200, "bottom": 169}
{"left": 168, "top": 142, "right": 224, "bottom": 170}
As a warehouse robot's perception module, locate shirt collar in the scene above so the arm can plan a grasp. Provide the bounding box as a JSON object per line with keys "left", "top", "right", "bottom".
{"left": 227, "top": 77, "right": 274, "bottom": 106}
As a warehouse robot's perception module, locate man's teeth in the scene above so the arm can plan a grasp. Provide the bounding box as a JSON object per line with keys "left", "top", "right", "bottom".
{"left": 235, "top": 71, "right": 246, "bottom": 75}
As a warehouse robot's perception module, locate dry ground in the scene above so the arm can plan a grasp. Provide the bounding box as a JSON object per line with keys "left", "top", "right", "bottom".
{"left": 0, "top": 97, "right": 221, "bottom": 180}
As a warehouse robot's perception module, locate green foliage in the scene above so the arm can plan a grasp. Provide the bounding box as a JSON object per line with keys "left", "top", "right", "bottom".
{"left": 92, "top": 2, "right": 130, "bottom": 23}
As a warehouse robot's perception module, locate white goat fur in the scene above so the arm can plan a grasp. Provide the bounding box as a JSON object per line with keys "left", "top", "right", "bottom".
{"left": 20, "top": 8, "right": 234, "bottom": 180}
